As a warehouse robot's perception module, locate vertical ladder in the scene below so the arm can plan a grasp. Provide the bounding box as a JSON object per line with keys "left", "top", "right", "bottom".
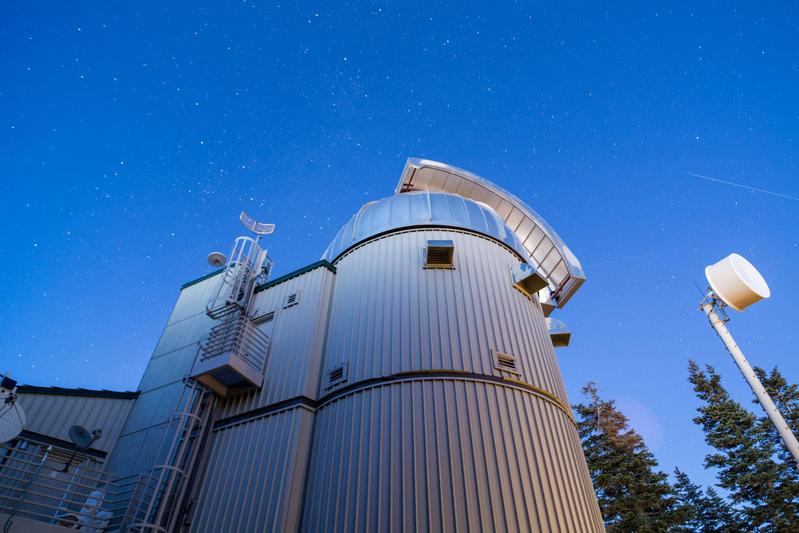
{"left": 121, "top": 377, "right": 215, "bottom": 533}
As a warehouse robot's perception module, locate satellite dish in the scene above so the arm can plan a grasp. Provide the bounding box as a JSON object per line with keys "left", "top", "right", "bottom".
{"left": 207, "top": 252, "right": 227, "bottom": 267}
{"left": 0, "top": 393, "right": 26, "bottom": 443}
{"left": 61, "top": 425, "right": 101, "bottom": 472}
{"left": 240, "top": 211, "right": 275, "bottom": 235}
{"left": 705, "top": 253, "right": 771, "bottom": 311}
{"left": 68, "top": 425, "right": 95, "bottom": 449}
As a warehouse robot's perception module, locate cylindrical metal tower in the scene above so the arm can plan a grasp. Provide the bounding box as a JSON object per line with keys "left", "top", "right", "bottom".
{"left": 302, "top": 190, "right": 604, "bottom": 532}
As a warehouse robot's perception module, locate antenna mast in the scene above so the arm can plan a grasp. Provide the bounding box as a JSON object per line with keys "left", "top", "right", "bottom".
{"left": 700, "top": 253, "right": 799, "bottom": 469}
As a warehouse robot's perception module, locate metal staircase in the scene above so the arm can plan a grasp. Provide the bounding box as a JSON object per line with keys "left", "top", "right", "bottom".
{"left": 192, "top": 235, "right": 272, "bottom": 397}
{"left": 120, "top": 215, "right": 275, "bottom": 532}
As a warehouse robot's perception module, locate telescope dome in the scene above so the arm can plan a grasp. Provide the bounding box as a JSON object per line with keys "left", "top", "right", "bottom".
{"left": 322, "top": 190, "right": 528, "bottom": 262}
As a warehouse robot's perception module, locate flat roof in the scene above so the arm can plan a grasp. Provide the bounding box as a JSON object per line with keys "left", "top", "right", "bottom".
{"left": 17, "top": 385, "right": 139, "bottom": 400}
{"left": 396, "top": 158, "right": 586, "bottom": 308}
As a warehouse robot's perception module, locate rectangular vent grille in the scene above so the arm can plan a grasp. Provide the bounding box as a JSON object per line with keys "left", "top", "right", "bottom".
{"left": 494, "top": 350, "right": 519, "bottom": 375}
{"left": 253, "top": 311, "right": 275, "bottom": 325}
{"left": 425, "top": 240, "right": 455, "bottom": 268}
{"left": 326, "top": 362, "right": 348, "bottom": 390}
{"left": 284, "top": 291, "right": 300, "bottom": 308}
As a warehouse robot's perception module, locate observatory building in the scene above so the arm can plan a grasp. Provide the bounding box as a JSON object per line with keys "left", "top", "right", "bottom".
{"left": 0, "top": 159, "right": 604, "bottom": 532}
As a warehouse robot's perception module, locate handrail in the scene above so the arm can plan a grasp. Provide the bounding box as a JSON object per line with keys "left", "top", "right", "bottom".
{"left": 0, "top": 441, "right": 139, "bottom": 531}
{"left": 199, "top": 314, "right": 269, "bottom": 371}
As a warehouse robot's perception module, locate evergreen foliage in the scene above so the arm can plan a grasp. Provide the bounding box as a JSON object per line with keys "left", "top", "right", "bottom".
{"left": 754, "top": 366, "right": 799, "bottom": 469}
{"left": 672, "top": 468, "right": 742, "bottom": 532}
{"left": 688, "top": 360, "right": 799, "bottom": 530}
{"left": 575, "top": 382, "right": 682, "bottom": 532}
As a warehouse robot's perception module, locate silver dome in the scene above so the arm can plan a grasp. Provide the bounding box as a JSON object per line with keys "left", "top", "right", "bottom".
{"left": 322, "top": 191, "right": 528, "bottom": 262}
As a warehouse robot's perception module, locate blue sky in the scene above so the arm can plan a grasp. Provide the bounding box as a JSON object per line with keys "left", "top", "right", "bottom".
{"left": 2, "top": 2, "right": 797, "bottom": 490}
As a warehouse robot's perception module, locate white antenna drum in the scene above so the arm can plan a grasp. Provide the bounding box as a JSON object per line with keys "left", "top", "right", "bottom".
{"left": 0, "top": 393, "right": 26, "bottom": 443}
{"left": 705, "top": 253, "right": 771, "bottom": 311}
{"left": 240, "top": 211, "right": 275, "bottom": 235}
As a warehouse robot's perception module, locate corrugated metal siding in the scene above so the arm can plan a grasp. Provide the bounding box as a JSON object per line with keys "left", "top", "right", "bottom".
{"left": 302, "top": 379, "right": 604, "bottom": 533}
{"left": 322, "top": 229, "right": 569, "bottom": 403}
{"left": 102, "top": 226, "right": 601, "bottom": 530}
{"left": 167, "top": 272, "right": 222, "bottom": 326}
{"left": 190, "top": 406, "right": 315, "bottom": 533}
{"left": 16, "top": 393, "right": 135, "bottom": 453}
{"left": 108, "top": 274, "right": 222, "bottom": 475}
{"left": 216, "top": 266, "right": 335, "bottom": 418}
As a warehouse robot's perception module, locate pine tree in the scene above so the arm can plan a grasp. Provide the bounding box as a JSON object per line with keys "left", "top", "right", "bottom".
{"left": 752, "top": 366, "right": 799, "bottom": 527}
{"left": 672, "top": 468, "right": 741, "bottom": 532}
{"left": 575, "top": 382, "right": 682, "bottom": 532}
{"left": 688, "top": 360, "right": 799, "bottom": 530}
{"left": 754, "top": 366, "right": 799, "bottom": 467}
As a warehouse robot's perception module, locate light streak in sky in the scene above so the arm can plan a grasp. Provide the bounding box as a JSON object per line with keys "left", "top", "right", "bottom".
{"left": 689, "top": 172, "right": 799, "bottom": 201}
{"left": 587, "top": 248, "right": 681, "bottom": 268}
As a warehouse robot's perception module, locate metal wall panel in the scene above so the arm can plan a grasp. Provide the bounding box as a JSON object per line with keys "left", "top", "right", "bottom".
{"left": 16, "top": 393, "right": 135, "bottom": 454}
{"left": 216, "top": 266, "right": 335, "bottom": 419}
{"left": 300, "top": 228, "right": 603, "bottom": 532}
{"left": 107, "top": 265, "right": 334, "bottom": 476}
{"left": 167, "top": 273, "right": 222, "bottom": 326}
{"left": 107, "top": 274, "right": 222, "bottom": 476}
{"left": 190, "top": 406, "right": 315, "bottom": 533}
{"left": 322, "top": 229, "right": 569, "bottom": 403}
{"left": 108, "top": 224, "right": 602, "bottom": 531}
{"left": 302, "top": 379, "right": 604, "bottom": 533}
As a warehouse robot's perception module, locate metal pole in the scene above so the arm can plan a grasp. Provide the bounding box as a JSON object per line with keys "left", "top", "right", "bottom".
{"left": 701, "top": 297, "right": 799, "bottom": 468}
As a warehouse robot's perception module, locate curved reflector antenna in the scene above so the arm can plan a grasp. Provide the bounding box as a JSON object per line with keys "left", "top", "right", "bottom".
{"left": 240, "top": 211, "right": 275, "bottom": 235}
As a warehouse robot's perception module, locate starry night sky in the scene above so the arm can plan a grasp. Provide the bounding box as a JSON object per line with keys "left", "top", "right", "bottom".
{"left": 2, "top": 2, "right": 798, "bottom": 489}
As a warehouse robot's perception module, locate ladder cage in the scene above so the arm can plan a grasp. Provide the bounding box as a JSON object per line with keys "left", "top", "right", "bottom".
{"left": 206, "top": 236, "right": 269, "bottom": 319}
{"left": 121, "top": 379, "right": 216, "bottom": 533}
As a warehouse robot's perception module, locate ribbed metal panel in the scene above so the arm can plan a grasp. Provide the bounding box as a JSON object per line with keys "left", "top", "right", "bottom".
{"left": 108, "top": 274, "right": 222, "bottom": 477}
{"left": 216, "top": 266, "right": 335, "bottom": 418}
{"left": 322, "top": 229, "right": 569, "bottom": 403}
{"left": 16, "top": 392, "right": 135, "bottom": 453}
{"left": 190, "top": 406, "right": 315, "bottom": 533}
{"left": 109, "top": 264, "right": 334, "bottom": 477}
{"left": 303, "top": 379, "right": 604, "bottom": 533}
{"left": 108, "top": 211, "right": 601, "bottom": 531}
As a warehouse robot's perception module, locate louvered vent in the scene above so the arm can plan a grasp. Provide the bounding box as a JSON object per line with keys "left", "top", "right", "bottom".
{"left": 425, "top": 240, "right": 455, "bottom": 268}
{"left": 326, "top": 362, "right": 349, "bottom": 390}
{"left": 494, "top": 350, "right": 519, "bottom": 375}
{"left": 284, "top": 291, "right": 300, "bottom": 308}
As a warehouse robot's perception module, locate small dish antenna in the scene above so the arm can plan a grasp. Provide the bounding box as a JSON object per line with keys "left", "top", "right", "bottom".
{"left": 705, "top": 253, "right": 771, "bottom": 311}
{"left": 207, "top": 252, "right": 227, "bottom": 267}
{"left": 68, "top": 425, "right": 97, "bottom": 450}
{"left": 0, "top": 376, "right": 25, "bottom": 443}
{"left": 61, "top": 425, "right": 102, "bottom": 472}
{"left": 240, "top": 211, "right": 275, "bottom": 236}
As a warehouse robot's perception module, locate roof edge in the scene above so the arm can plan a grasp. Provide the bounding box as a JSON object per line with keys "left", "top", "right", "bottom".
{"left": 17, "top": 385, "right": 140, "bottom": 400}
{"left": 255, "top": 259, "right": 336, "bottom": 293}
{"left": 181, "top": 268, "right": 225, "bottom": 290}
